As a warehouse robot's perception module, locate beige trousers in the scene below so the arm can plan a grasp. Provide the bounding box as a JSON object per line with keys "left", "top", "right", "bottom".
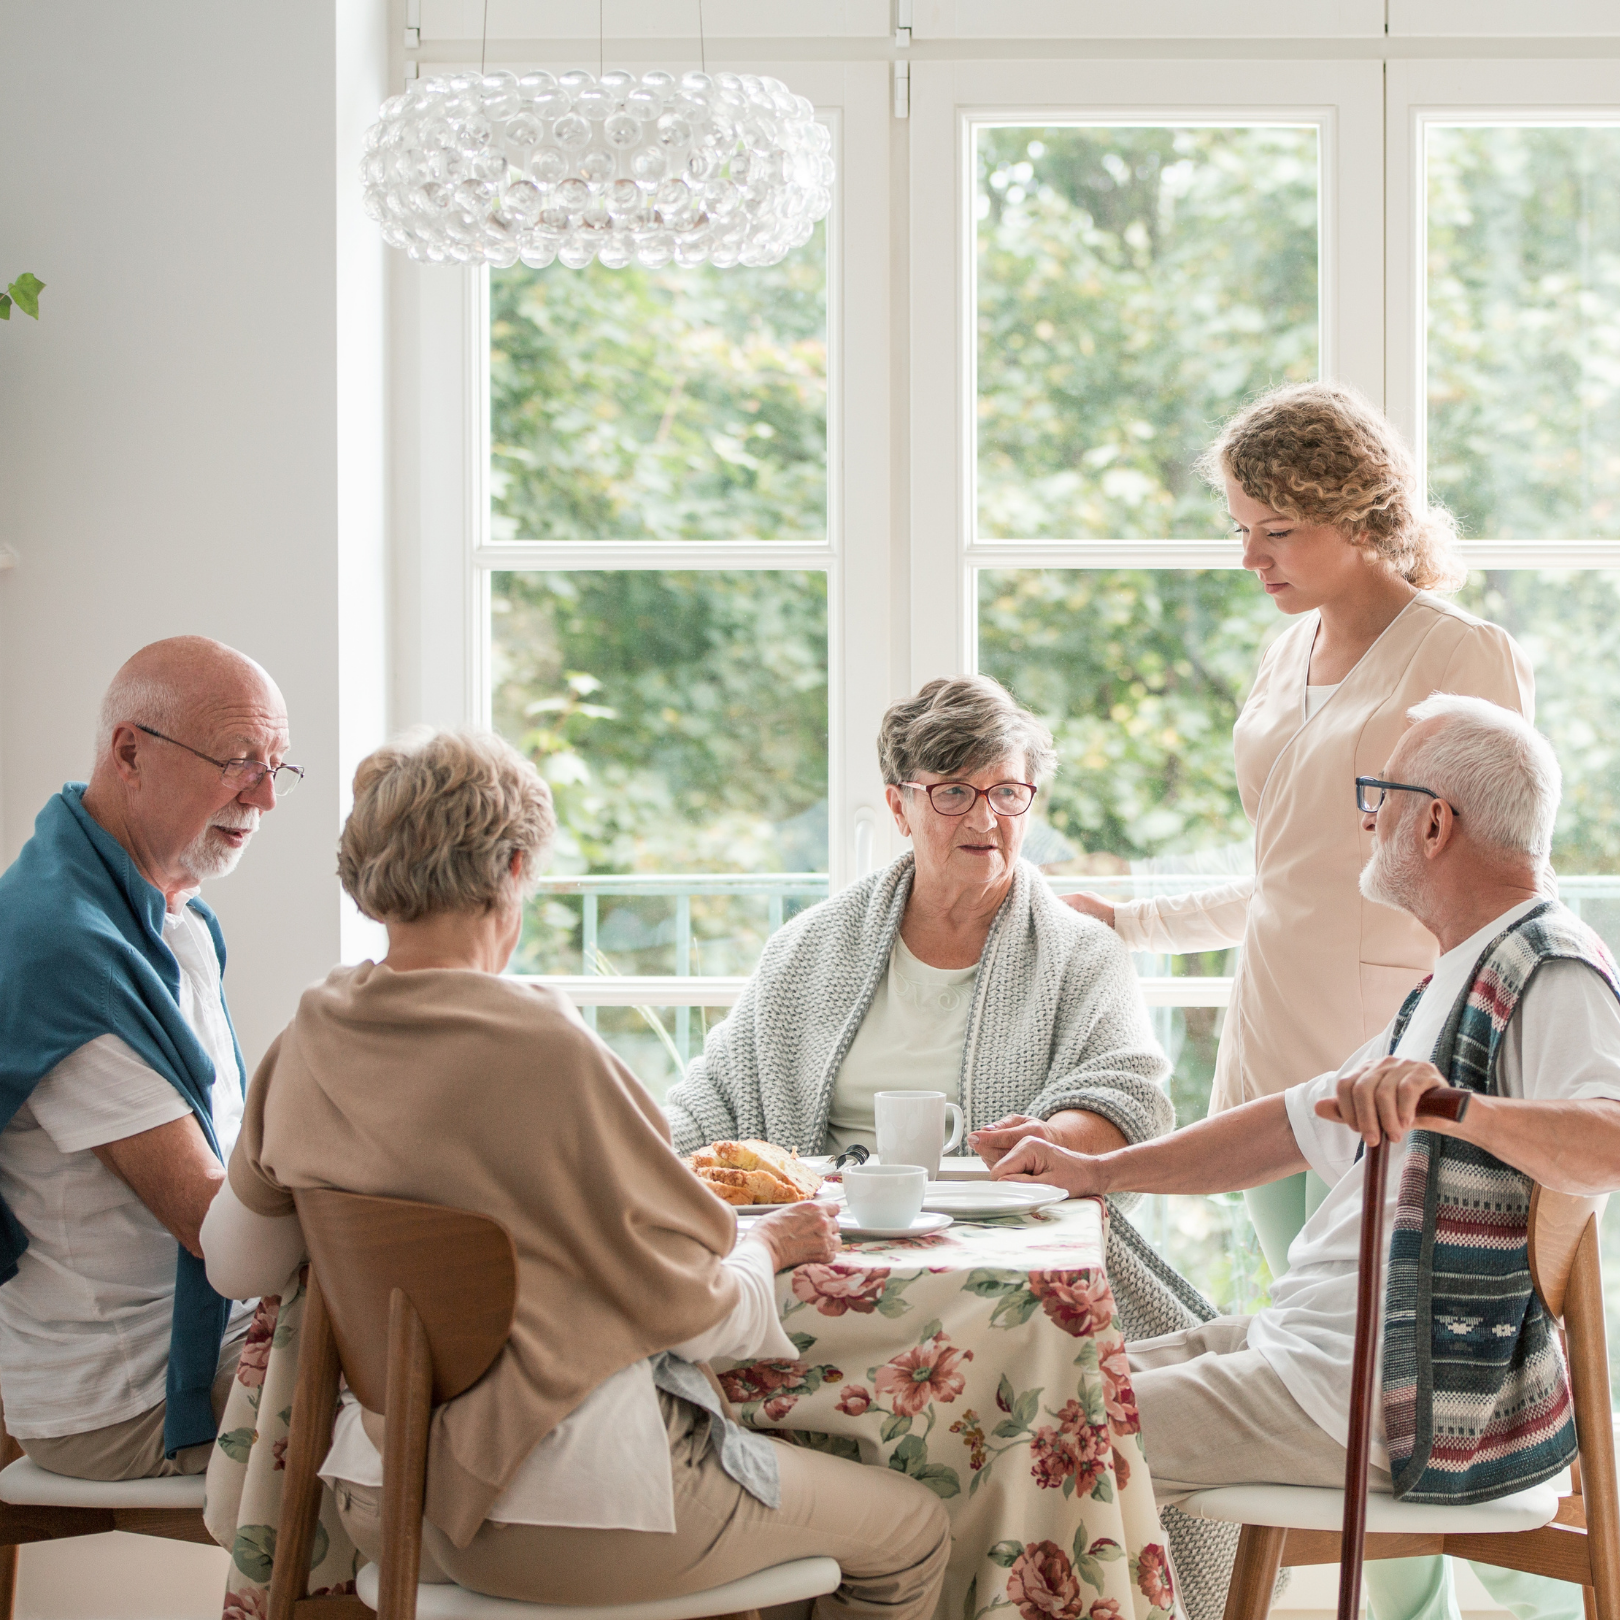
{"left": 1128, "top": 1316, "right": 1392, "bottom": 1505}
{"left": 20, "top": 1331, "right": 246, "bottom": 1482}
{"left": 335, "top": 1391, "right": 951, "bottom": 1620}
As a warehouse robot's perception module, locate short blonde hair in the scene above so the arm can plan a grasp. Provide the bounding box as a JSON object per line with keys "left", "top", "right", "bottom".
{"left": 1196, "top": 381, "right": 1466, "bottom": 592}
{"left": 339, "top": 729, "right": 556, "bottom": 923}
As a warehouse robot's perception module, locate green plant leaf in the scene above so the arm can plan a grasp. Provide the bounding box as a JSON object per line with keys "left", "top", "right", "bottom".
{"left": 1088, "top": 1539, "right": 1123, "bottom": 1561}
{"left": 1011, "top": 1387, "right": 1043, "bottom": 1429}
{"left": 215, "top": 1427, "right": 257, "bottom": 1463}
{"left": 996, "top": 1372, "right": 1016, "bottom": 1412}
{"left": 991, "top": 1418, "right": 1025, "bottom": 1439}
{"left": 1062, "top": 1474, "right": 1075, "bottom": 1498}
{"left": 875, "top": 1279, "right": 914, "bottom": 1318}
{"left": 888, "top": 1433, "right": 928, "bottom": 1473}
{"left": 962, "top": 1574, "right": 979, "bottom": 1620}
{"left": 1071, "top": 1522, "right": 1089, "bottom": 1566}
{"left": 788, "top": 1331, "right": 817, "bottom": 1355}
{"left": 1075, "top": 1555, "right": 1105, "bottom": 1593}
{"left": 913, "top": 1462, "right": 962, "bottom": 1498}
{"left": 233, "top": 1524, "right": 277, "bottom": 1584}
{"left": 1072, "top": 1339, "right": 1100, "bottom": 1372}
{"left": 7, "top": 273, "right": 42, "bottom": 318}
{"left": 1090, "top": 1471, "right": 1115, "bottom": 1504}
{"left": 989, "top": 1288, "right": 1041, "bottom": 1329}
{"left": 988, "top": 1540, "right": 1025, "bottom": 1569}
{"left": 963, "top": 1269, "right": 1024, "bottom": 1297}
{"left": 0, "top": 294, "right": 10, "bottom": 320}
{"left": 917, "top": 1317, "right": 943, "bottom": 1344}
{"left": 880, "top": 1409, "right": 912, "bottom": 1442}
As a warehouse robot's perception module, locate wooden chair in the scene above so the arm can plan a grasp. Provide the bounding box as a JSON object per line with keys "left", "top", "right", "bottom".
{"left": 1181, "top": 1180, "right": 1618, "bottom": 1620}
{"left": 0, "top": 1394, "right": 217, "bottom": 1620}
{"left": 272, "top": 1188, "right": 842, "bottom": 1620}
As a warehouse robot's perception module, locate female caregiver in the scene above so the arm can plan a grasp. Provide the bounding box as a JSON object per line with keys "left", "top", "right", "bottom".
{"left": 1005, "top": 380, "right": 1533, "bottom": 1275}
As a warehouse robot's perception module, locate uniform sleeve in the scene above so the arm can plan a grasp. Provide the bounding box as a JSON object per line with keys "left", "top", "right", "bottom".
{"left": 27, "top": 1035, "right": 193, "bottom": 1153}
{"left": 227, "top": 1033, "right": 298, "bottom": 1218}
{"left": 1437, "top": 620, "right": 1536, "bottom": 724}
{"left": 1113, "top": 877, "right": 1254, "bottom": 955}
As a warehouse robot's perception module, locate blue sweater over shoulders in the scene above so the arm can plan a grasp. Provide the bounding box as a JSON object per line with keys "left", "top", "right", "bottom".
{"left": 0, "top": 784, "right": 243, "bottom": 1456}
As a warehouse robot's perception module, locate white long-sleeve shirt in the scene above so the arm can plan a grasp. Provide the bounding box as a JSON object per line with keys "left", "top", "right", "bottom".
{"left": 201, "top": 1182, "right": 795, "bottom": 1532}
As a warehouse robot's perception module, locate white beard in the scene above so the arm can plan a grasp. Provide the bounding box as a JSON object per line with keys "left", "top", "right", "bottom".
{"left": 177, "top": 810, "right": 259, "bottom": 883}
{"left": 1358, "top": 811, "right": 1426, "bottom": 914}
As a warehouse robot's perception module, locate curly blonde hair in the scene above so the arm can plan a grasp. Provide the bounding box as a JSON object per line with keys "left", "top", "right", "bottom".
{"left": 339, "top": 729, "right": 556, "bottom": 923}
{"left": 1195, "top": 381, "right": 1466, "bottom": 592}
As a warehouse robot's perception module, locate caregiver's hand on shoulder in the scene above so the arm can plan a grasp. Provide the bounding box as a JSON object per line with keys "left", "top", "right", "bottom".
{"left": 754, "top": 1200, "right": 840, "bottom": 1270}
{"left": 1060, "top": 891, "right": 1116, "bottom": 928}
{"left": 1314, "top": 1056, "right": 1450, "bottom": 1148}
{"left": 989, "top": 1135, "right": 1105, "bottom": 1197}
{"left": 969, "top": 1113, "right": 1054, "bottom": 1166}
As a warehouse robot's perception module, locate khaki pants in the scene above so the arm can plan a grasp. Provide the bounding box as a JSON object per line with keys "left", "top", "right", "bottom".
{"left": 20, "top": 1330, "right": 247, "bottom": 1482}
{"left": 335, "top": 1391, "right": 951, "bottom": 1620}
{"left": 1128, "top": 1316, "right": 1393, "bottom": 1505}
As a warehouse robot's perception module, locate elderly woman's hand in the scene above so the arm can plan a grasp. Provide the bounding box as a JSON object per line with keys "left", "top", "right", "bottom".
{"left": 969, "top": 1113, "right": 1056, "bottom": 1166}
{"left": 751, "top": 1200, "right": 840, "bottom": 1271}
{"left": 989, "top": 1135, "right": 1106, "bottom": 1198}
{"left": 1060, "top": 891, "right": 1116, "bottom": 928}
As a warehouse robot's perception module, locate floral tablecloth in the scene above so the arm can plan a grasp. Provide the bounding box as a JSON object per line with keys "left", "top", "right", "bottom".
{"left": 203, "top": 1197, "right": 1177, "bottom": 1620}
{"left": 717, "top": 1197, "right": 1178, "bottom": 1620}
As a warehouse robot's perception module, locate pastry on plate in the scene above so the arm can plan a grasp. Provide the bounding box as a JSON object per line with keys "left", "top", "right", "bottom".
{"left": 687, "top": 1139, "right": 824, "bottom": 1206}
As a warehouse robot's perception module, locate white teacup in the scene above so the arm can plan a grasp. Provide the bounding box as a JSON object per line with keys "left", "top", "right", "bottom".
{"left": 874, "top": 1090, "right": 965, "bottom": 1179}
{"left": 842, "top": 1163, "right": 927, "bottom": 1230}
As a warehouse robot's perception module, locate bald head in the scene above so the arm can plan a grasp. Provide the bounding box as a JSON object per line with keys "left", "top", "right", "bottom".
{"left": 96, "top": 638, "right": 284, "bottom": 766}
{"left": 84, "top": 638, "right": 291, "bottom": 907}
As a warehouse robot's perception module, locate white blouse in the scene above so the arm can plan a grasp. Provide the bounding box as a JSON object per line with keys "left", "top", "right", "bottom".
{"left": 201, "top": 1182, "right": 796, "bottom": 1534}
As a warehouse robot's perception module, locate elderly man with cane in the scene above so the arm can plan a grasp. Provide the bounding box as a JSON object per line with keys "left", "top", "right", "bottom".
{"left": 995, "top": 693, "right": 1620, "bottom": 1620}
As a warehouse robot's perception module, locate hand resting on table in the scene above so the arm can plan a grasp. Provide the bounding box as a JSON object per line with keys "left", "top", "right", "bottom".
{"left": 750, "top": 1199, "right": 840, "bottom": 1271}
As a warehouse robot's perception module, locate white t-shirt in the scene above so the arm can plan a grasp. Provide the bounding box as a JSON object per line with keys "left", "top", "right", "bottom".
{"left": 824, "top": 934, "right": 979, "bottom": 1155}
{"left": 0, "top": 905, "right": 252, "bottom": 1438}
{"left": 1248, "top": 898, "right": 1620, "bottom": 1466}
{"left": 1304, "top": 682, "right": 1341, "bottom": 719}
{"left": 316, "top": 1232, "right": 796, "bottom": 1532}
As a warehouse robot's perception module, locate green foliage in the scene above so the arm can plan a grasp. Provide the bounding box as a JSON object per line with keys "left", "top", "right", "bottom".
{"left": 0, "top": 271, "right": 43, "bottom": 321}
{"left": 1428, "top": 128, "right": 1620, "bottom": 540}
{"left": 976, "top": 127, "right": 1317, "bottom": 539}
{"left": 489, "top": 229, "right": 825, "bottom": 542}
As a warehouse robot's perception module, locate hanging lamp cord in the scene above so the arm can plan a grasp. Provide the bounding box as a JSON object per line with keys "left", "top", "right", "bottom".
{"left": 480, "top": 0, "right": 489, "bottom": 73}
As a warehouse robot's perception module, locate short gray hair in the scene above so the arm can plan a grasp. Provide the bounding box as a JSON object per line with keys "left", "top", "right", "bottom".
{"left": 339, "top": 729, "right": 557, "bottom": 922}
{"left": 1403, "top": 694, "right": 1560, "bottom": 861}
{"left": 878, "top": 676, "right": 1056, "bottom": 786}
{"left": 96, "top": 671, "right": 184, "bottom": 762}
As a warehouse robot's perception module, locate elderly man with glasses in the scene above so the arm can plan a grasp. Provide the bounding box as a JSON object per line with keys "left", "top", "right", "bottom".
{"left": 996, "top": 693, "right": 1620, "bottom": 1620}
{"left": 0, "top": 636, "right": 300, "bottom": 1481}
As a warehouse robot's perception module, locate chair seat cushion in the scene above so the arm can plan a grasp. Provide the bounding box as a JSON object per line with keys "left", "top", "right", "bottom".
{"left": 0, "top": 1456, "right": 207, "bottom": 1510}
{"left": 355, "top": 1554, "right": 842, "bottom": 1619}
{"left": 1179, "top": 1481, "right": 1561, "bottom": 1536}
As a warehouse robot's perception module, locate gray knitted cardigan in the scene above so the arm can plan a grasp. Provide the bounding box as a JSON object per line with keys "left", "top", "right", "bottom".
{"left": 665, "top": 855, "right": 1238, "bottom": 1620}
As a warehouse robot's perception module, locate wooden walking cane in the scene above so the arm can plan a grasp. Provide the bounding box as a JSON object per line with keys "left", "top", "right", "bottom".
{"left": 1337, "top": 1084, "right": 1473, "bottom": 1620}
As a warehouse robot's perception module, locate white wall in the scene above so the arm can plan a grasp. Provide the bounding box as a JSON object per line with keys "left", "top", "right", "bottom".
{"left": 0, "top": 0, "right": 389, "bottom": 1068}
{"left": 0, "top": 2, "right": 388, "bottom": 1612}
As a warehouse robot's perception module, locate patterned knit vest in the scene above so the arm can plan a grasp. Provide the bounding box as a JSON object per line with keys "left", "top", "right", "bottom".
{"left": 1381, "top": 899, "right": 1620, "bottom": 1503}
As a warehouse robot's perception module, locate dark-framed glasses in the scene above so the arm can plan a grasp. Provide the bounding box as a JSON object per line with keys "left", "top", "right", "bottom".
{"left": 1355, "top": 776, "right": 1451, "bottom": 816}
{"left": 899, "top": 780, "right": 1038, "bottom": 817}
{"left": 135, "top": 724, "right": 305, "bottom": 796}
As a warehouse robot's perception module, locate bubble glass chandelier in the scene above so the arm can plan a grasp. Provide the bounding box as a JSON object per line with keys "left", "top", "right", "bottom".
{"left": 360, "top": 67, "right": 834, "bottom": 271}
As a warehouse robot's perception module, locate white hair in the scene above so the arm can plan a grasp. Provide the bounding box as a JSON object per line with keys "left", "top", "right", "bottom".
{"left": 95, "top": 671, "right": 184, "bottom": 763}
{"left": 1402, "top": 693, "right": 1561, "bottom": 861}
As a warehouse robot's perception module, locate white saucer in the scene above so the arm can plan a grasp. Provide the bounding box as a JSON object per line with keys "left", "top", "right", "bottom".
{"left": 837, "top": 1210, "right": 954, "bottom": 1239}
{"left": 920, "top": 1183, "right": 1066, "bottom": 1218}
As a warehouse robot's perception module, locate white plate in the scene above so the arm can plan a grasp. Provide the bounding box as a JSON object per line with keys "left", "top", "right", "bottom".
{"left": 837, "top": 1210, "right": 954, "bottom": 1239}
{"left": 920, "top": 1183, "right": 1066, "bottom": 1217}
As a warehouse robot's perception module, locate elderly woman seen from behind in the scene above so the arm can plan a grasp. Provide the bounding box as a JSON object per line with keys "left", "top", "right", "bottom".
{"left": 199, "top": 730, "right": 950, "bottom": 1615}
{"left": 665, "top": 677, "right": 1206, "bottom": 1343}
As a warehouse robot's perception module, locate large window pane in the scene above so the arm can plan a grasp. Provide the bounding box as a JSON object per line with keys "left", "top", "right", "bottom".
{"left": 975, "top": 125, "right": 1318, "bottom": 540}
{"left": 489, "top": 226, "right": 827, "bottom": 542}
{"left": 491, "top": 569, "right": 829, "bottom": 976}
{"left": 1427, "top": 126, "right": 1620, "bottom": 540}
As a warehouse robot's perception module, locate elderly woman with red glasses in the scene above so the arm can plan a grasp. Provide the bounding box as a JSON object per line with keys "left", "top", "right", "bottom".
{"left": 666, "top": 675, "right": 1202, "bottom": 1344}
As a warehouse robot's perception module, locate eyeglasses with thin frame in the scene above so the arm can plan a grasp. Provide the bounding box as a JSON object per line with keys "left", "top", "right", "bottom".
{"left": 1355, "top": 776, "right": 1455, "bottom": 817}
{"left": 898, "top": 780, "right": 1038, "bottom": 817}
{"left": 135, "top": 724, "right": 304, "bottom": 797}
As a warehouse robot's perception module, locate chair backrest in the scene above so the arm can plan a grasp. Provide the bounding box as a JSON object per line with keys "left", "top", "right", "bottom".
{"left": 292, "top": 1188, "right": 518, "bottom": 1412}
{"left": 1528, "top": 1186, "right": 1608, "bottom": 1321}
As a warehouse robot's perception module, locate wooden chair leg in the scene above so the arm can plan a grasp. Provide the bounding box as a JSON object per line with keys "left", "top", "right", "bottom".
{"left": 0, "top": 1544, "right": 16, "bottom": 1620}
{"left": 377, "top": 1289, "right": 434, "bottom": 1620}
{"left": 1565, "top": 1224, "right": 1619, "bottom": 1620}
{"left": 1222, "top": 1526, "right": 1288, "bottom": 1620}
{"left": 1582, "top": 1586, "right": 1598, "bottom": 1620}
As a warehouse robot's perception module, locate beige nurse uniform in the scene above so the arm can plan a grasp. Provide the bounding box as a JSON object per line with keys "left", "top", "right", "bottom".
{"left": 1113, "top": 591, "right": 1533, "bottom": 1113}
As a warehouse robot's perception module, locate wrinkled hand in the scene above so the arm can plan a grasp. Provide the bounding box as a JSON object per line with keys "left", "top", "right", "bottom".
{"left": 752, "top": 1199, "right": 840, "bottom": 1271}
{"left": 969, "top": 1113, "right": 1055, "bottom": 1167}
{"left": 1314, "top": 1057, "right": 1450, "bottom": 1147}
{"left": 989, "top": 1135, "right": 1104, "bottom": 1198}
{"left": 1060, "top": 891, "right": 1116, "bottom": 928}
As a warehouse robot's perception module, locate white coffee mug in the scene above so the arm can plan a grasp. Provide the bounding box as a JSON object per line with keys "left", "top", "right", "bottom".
{"left": 843, "top": 1163, "right": 927, "bottom": 1230}
{"left": 874, "top": 1090, "right": 965, "bottom": 1179}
